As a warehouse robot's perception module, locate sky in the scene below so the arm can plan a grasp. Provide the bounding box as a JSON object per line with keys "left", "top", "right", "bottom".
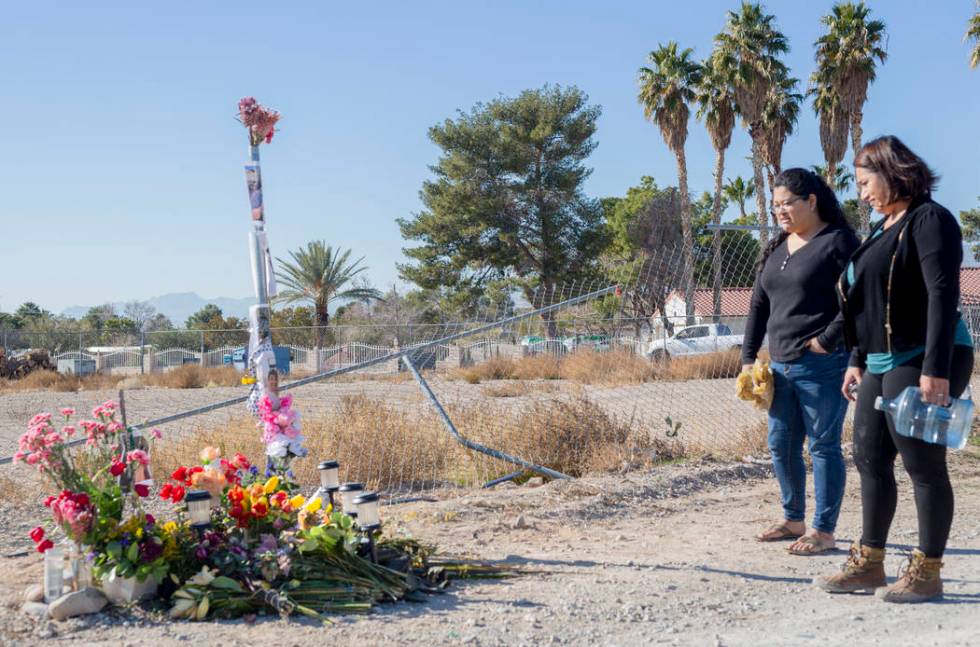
{"left": 2, "top": 0, "right": 978, "bottom": 315}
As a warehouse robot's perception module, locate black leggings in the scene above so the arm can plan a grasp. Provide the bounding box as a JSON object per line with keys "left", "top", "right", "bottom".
{"left": 853, "top": 346, "right": 974, "bottom": 557}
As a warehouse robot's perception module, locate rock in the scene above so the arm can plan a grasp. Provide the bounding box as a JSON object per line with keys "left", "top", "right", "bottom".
{"left": 513, "top": 515, "right": 529, "bottom": 529}
{"left": 496, "top": 481, "right": 519, "bottom": 489}
{"left": 526, "top": 477, "right": 545, "bottom": 487}
{"left": 48, "top": 587, "right": 107, "bottom": 621}
{"left": 23, "top": 584, "right": 44, "bottom": 603}
{"left": 22, "top": 601, "right": 49, "bottom": 617}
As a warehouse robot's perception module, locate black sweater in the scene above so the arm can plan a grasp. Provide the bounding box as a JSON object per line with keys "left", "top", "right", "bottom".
{"left": 839, "top": 195, "right": 963, "bottom": 379}
{"left": 742, "top": 225, "right": 860, "bottom": 365}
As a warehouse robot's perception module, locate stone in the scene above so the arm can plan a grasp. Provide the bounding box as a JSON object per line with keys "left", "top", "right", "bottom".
{"left": 48, "top": 587, "right": 107, "bottom": 621}
{"left": 23, "top": 584, "right": 44, "bottom": 603}
{"left": 525, "top": 477, "right": 545, "bottom": 487}
{"left": 22, "top": 601, "right": 49, "bottom": 617}
{"left": 512, "top": 515, "right": 529, "bottom": 529}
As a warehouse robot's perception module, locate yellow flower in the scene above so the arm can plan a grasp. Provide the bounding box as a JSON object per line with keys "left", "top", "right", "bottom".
{"left": 324, "top": 503, "right": 333, "bottom": 516}
{"left": 303, "top": 496, "right": 322, "bottom": 513}
{"left": 247, "top": 483, "right": 265, "bottom": 500}
{"left": 289, "top": 494, "right": 306, "bottom": 510}
{"left": 297, "top": 508, "right": 317, "bottom": 530}
{"left": 162, "top": 521, "right": 178, "bottom": 534}
{"left": 262, "top": 475, "right": 280, "bottom": 494}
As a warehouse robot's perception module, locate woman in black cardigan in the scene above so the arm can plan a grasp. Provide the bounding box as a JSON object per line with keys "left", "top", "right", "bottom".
{"left": 816, "top": 136, "right": 974, "bottom": 603}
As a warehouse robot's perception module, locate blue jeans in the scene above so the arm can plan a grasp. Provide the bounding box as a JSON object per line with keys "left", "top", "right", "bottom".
{"left": 768, "top": 349, "right": 848, "bottom": 533}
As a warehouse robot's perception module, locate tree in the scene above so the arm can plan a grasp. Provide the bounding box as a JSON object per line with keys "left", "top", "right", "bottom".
{"left": 691, "top": 191, "right": 759, "bottom": 290}
{"left": 960, "top": 197, "right": 980, "bottom": 259}
{"left": 185, "top": 304, "right": 225, "bottom": 329}
{"left": 968, "top": 3, "right": 980, "bottom": 69}
{"left": 814, "top": 1, "right": 887, "bottom": 229}
{"left": 722, "top": 176, "right": 755, "bottom": 221}
{"left": 122, "top": 301, "right": 158, "bottom": 332}
{"left": 811, "top": 164, "right": 854, "bottom": 195}
{"left": 398, "top": 85, "right": 606, "bottom": 336}
{"left": 275, "top": 242, "right": 382, "bottom": 347}
{"left": 82, "top": 304, "right": 116, "bottom": 332}
{"left": 808, "top": 75, "right": 849, "bottom": 188}
{"left": 695, "top": 51, "right": 737, "bottom": 323}
{"left": 759, "top": 68, "right": 802, "bottom": 225}
{"left": 715, "top": 2, "right": 790, "bottom": 246}
{"left": 638, "top": 41, "right": 702, "bottom": 325}
{"left": 16, "top": 302, "right": 47, "bottom": 324}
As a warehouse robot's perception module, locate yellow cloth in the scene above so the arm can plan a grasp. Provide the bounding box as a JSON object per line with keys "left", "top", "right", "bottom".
{"left": 736, "top": 359, "right": 774, "bottom": 410}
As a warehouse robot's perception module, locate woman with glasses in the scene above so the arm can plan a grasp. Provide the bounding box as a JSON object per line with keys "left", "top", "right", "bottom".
{"left": 815, "top": 136, "right": 973, "bottom": 603}
{"left": 742, "top": 168, "right": 860, "bottom": 555}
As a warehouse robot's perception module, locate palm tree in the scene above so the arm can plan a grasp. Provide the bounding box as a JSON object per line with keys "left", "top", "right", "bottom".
{"left": 275, "top": 242, "right": 382, "bottom": 352}
{"left": 967, "top": 3, "right": 980, "bottom": 69}
{"left": 638, "top": 41, "right": 702, "bottom": 325}
{"left": 809, "top": 71, "right": 850, "bottom": 189}
{"left": 759, "top": 68, "right": 802, "bottom": 224}
{"left": 723, "top": 176, "right": 755, "bottom": 222}
{"left": 814, "top": 1, "right": 887, "bottom": 229}
{"left": 811, "top": 164, "right": 854, "bottom": 194}
{"left": 695, "top": 51, "right": 737, "bottom": 322}
{"left": 715, "top": 2, "right": 790, "bottom": 246}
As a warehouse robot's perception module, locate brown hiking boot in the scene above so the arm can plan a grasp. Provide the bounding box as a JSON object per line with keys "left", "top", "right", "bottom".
{"left": 876, "top": 550, "right": 943, "bottom": 603}
{"left": 813, "top": 542, "right": 886, "bottom": 593}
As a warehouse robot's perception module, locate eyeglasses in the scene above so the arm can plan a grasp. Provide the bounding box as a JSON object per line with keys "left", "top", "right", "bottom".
{"left": 770, "top": 196, "right": 804, "bottom": 218}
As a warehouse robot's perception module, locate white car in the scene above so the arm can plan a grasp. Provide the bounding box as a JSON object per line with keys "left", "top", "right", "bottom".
{"left": 645, "top": 323, "right": 743, "bottom": 360}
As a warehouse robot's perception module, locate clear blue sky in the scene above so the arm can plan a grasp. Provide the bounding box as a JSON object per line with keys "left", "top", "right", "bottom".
{"left": 2, "top": 1, "right": 978, "bottom": 314}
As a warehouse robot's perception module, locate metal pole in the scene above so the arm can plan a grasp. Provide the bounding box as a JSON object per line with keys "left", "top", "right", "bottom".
{"left": 401, "top": 353, "right": 570, "bottom": 481}
{"left": 140, "top": 331, "right": 145, "bottom": 375}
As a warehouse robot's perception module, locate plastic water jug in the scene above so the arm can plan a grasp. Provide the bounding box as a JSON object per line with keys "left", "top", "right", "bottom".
{"left": 874, "top": 386, "right": 974, "bottom": 450}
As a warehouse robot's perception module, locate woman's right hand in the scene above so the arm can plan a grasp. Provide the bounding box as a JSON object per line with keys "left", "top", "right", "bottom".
{"left": 842, "top": 366, "right": 863, "bottom": 401}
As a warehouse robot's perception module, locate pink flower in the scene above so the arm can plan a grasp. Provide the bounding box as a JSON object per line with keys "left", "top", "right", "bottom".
{"left": 60, "top": 408, "right": 75, "bottom": 418}
{"left": 127, "top": 449, "right": 150, "bottom": 466}
{"left": 62, "top": 425, "right": 76, "bottom": 436}
{"left": 150, "top": 428, "right": 162, "bottom": 440}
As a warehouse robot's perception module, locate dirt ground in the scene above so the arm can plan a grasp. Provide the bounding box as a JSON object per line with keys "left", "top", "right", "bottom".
{"left": 1, "top": 446, "right": 979, "bottom": 646}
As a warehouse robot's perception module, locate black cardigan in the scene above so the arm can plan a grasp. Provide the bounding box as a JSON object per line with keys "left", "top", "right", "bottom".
{"left": 742, "top": 225, "right": 860, "bottom": 364}
{"left": 839, "top": 195, "right": 963, "bottom": 379}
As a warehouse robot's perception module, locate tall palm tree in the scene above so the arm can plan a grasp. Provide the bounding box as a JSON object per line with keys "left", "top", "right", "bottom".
{"left": 695, "top": 51, "right": 737, "bottom": 322}
{"left": 808, "top": 70, "right": 850, "bottom": 189}
{"left": 638, "top": 41, "right": 702, "bottom": 325}
{"left": 275, "top": 242, "right": 382, "bottom": 350}
{"left": 967, "top": 3, "right": 980, "bottom": 69}
{"left": 814, "top": 1, "right": 887, "bottom": 229}
{"left": 723, "top": 176, "right": 755, "bottom": 222}
{"left": 759, "top": 68, "right": 802, "bottom": 225}
{"left": 715, "top": 1, "right": 790, "bottom": 246}
{"left": 811, "top": 164, "right": 854, "bottom": 194}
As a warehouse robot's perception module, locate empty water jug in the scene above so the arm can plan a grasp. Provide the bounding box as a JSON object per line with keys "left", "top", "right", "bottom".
{"left": 874, "top": 386, "right": 974, "bottom": 450}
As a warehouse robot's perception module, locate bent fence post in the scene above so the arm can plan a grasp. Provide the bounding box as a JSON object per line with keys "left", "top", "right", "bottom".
{"left": 401, "top": 353, "right": 570, "bottom": 482}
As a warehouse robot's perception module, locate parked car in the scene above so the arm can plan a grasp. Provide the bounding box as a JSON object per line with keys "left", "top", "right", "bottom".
{"left": 644, "top": 323, "right": 742, "bottom": 360}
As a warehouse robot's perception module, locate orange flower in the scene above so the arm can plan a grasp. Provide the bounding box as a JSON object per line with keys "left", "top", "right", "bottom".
{"left": 251, "top": 496, "right": 269, "bottom": 519}
{"left": 247, "top": 483, "right": 265, "bottom": 501}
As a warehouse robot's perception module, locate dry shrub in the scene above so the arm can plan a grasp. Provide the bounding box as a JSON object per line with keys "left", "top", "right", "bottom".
{"left": 482, "top": 381, "right": 531, "bottom": 398}
{"left": 662, "top": 349, "right": 743, "bottom": 381}
{"left": 560, "top": 349, "right": 654, "bottom": 385}
{"left": 512, "top": 354, "right": 561, "bottom": 380}
{"left": 0, "top": 369, "right": 81, "bottom": 392}
{"left": 725, "top": 419, "right": 770, "bottom": 459}
{"left": 453, "top": 357, "right": 519, "bottom": 384}
{"left": 141, "top": 365, "right": 241, "bottom": 389}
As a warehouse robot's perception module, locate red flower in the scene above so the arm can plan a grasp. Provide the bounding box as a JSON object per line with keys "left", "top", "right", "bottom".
{"left": 233, "top": 452, "right": 251, "bottom": 469}
{"left": 160, "top": 483, "right": 173, "bottom": 499}
{"left": 251, "top": 500, "right": 269, "bottom": 518}
{"left": 170, "top": 484, "right": 186, "bottom": 503}
{"left": 110, "top": 461, "right": 125, "bottom": 476}
{"left": 43, "top": 496, "right": 55, "bottom": 507}
{"left": 36, "top": 539, "right": 54, "bottom": 553}
{"left": 227, "top": 486, "right": 245, "bottom": 504}
{"left": 171, "top": 466, "right": 188, "bottom": 482}
{"left": 229, "top": 504, "right": 244, "bottom": 519}
{"left": 29, "top": 526, "right": 45, "bottom": 543}
{"left": 134, "top": 483, "right": 149, "bottom": 497}
{"left": 72, "top": 492, "right": 90, "bottom": 507}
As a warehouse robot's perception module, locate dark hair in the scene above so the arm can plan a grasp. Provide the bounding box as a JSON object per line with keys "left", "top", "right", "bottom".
{"left": 757, "top": 167, "right": 851, "bottom": 272}
{"left": 854, "top": 135, "right": 939, "bottom": 204}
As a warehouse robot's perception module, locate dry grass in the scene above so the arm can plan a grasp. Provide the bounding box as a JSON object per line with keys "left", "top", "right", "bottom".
{"left": 149, "top": 392, "right": 681, "bottom": 490}
{"left": 0, "top": 366, "right": 243, "bottom": 393}
{"left": 481, "top": 381, "right": 560, "bottom": 398}
{"left": 452, "top": 348, "right": 744, "bottom": 385}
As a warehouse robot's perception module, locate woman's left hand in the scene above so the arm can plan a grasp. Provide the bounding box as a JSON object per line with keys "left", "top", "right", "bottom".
{"left": 806, "top": 338, "right": 828, "bottom": 354}
{"left": 920, "top": 375, "right": 951, "bottom": 406}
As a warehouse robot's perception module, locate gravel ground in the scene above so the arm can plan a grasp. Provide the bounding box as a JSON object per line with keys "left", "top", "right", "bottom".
{"left": 1, "top": 449, "right": 979, "bottom": 646}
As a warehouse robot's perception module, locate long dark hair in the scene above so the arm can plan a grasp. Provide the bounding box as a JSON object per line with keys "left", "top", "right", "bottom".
{"left": 757, "top": 167, "right": 851, "bottom": 272}
{"left": 855, "top": 135, "right": 939, "bottom": 203}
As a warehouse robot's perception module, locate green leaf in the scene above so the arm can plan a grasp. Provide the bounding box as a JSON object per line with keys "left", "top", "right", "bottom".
{"left": 209, "top": 576, "right": 243, "bottom": 592}
{"left": 107, "top": 541, "right": 122, "bottom": 559}
{"left": 126, "top": 542, "right": 139, "bottom": 563}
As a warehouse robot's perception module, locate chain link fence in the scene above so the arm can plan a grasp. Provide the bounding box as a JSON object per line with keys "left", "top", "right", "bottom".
{"left": 3, "top": 231, "right": 978, "bottom": 501}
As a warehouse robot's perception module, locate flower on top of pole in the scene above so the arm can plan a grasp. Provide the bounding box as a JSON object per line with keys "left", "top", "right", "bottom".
{"left": 238, "top": 97, "right": 280, "bottom": 147}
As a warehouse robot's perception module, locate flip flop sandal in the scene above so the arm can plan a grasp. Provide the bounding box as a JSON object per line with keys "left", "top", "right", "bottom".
{"left": 755, "top": 523, "right": 803, "bottom": 542}
{"left": 786, "top": 535, "right": 836, "bottom": 556}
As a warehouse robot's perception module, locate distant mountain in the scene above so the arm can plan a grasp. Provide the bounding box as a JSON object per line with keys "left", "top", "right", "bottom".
{"left": 62, "top": 293, "right": 255, "bottom": 328}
